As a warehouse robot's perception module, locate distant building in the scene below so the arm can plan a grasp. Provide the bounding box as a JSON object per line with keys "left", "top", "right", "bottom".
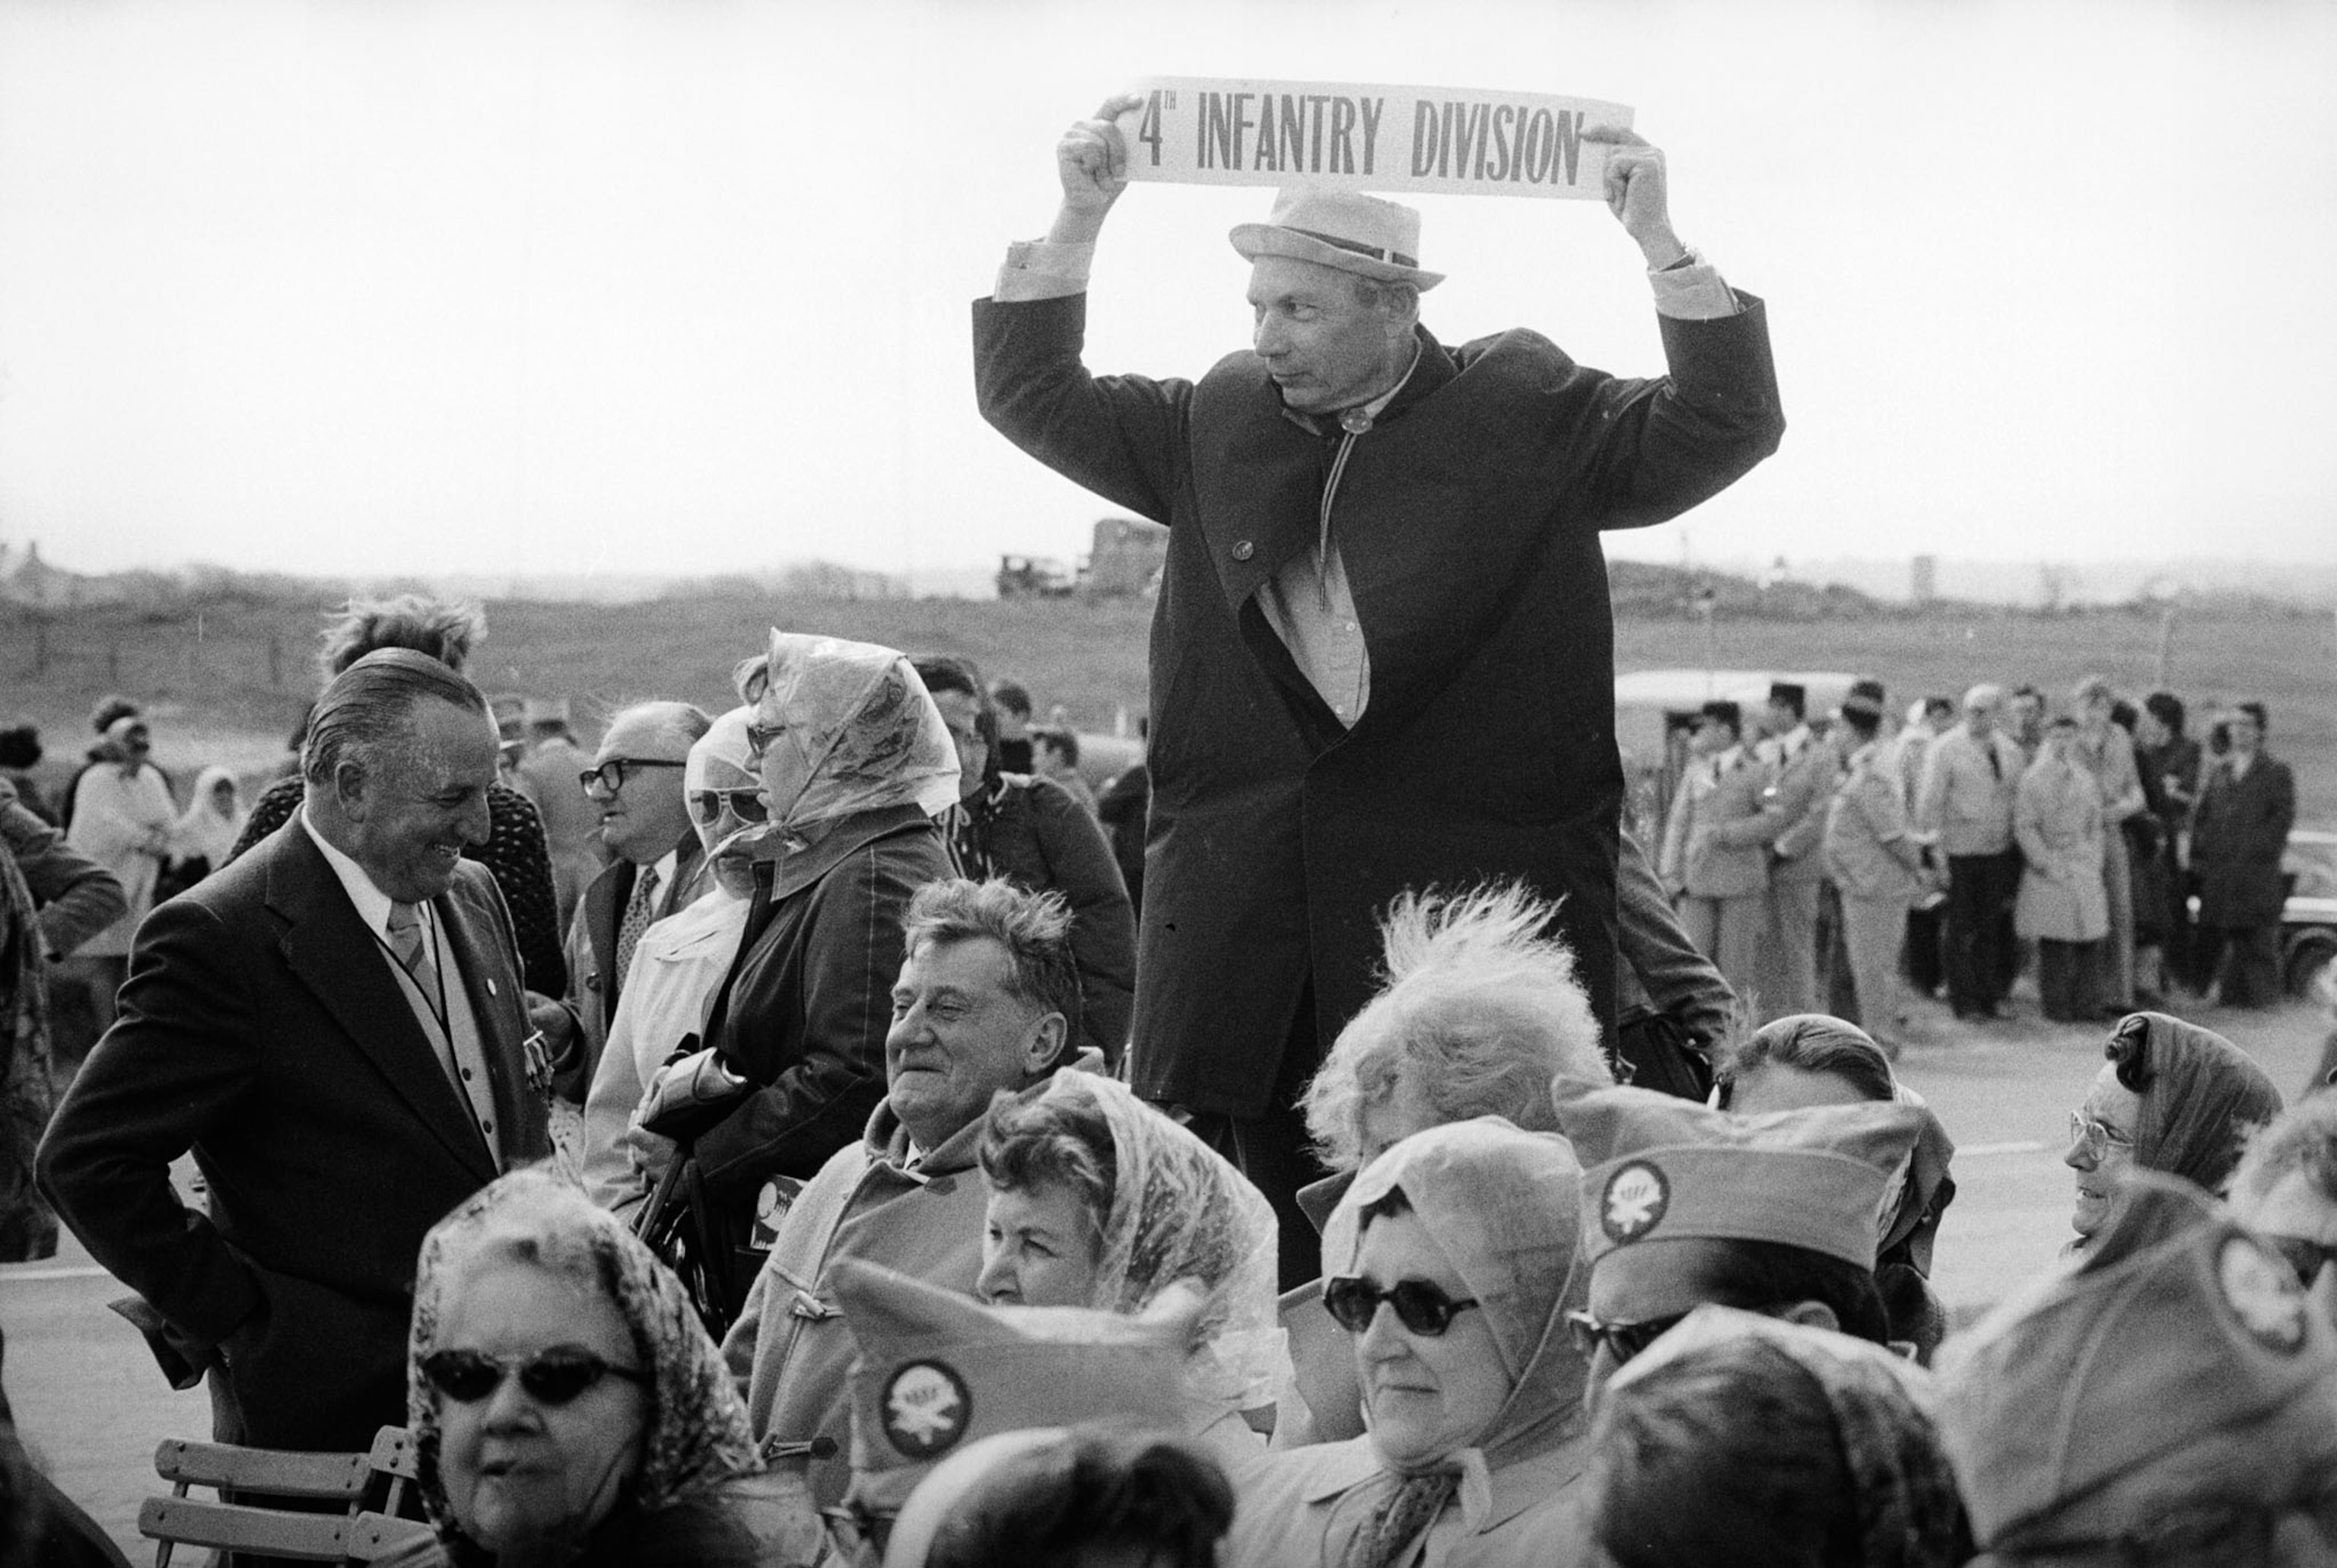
{"left": 1079, "top": 517, "right": 1167, "bottom": 599}
{"left": 1910, "top": 554, "right": 1937, "bottom": 606}
{"left": 997, "top": 555, "right": 1077, "bottom": 599}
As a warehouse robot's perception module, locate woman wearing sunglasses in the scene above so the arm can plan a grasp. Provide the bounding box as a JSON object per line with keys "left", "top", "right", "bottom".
{"left": 385, "top": 1167, "right": 817, "bottom": 1566}
{"left": 2065, "top": 1010, "right": 2282, "bottom": 1252}
{"left": 576, "top": 708, "right": 760, "bottom": 1218}
{"left": 1223, "top": 1118, "right": 1594, "bottom": 1567}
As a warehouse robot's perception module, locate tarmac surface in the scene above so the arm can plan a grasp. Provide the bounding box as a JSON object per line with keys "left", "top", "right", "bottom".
{"left": 4, "top": 994, "right": 2328, "bottom": 1559}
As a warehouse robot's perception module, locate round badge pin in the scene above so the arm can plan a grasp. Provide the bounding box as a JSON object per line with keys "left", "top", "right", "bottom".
{"left": 2217, "top": 1233, "right": 2307, "bottom": 1356}
{"left": 881, "top": 1360, "right": 974, "bottom": 1458}
{"left": 1601, "top": 1161, "right": 1670, "bottom": 1245}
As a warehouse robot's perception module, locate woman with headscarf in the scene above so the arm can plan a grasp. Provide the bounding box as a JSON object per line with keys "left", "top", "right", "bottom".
{"left": 2065, "top": 1010, "right": 2283, "bottom": 1252}
{"left": 1223, "top": 1118, "right": 1591, "bottom": 1568}
{"left": 157, "top": 764, "right": 247, "bottom": 900}
{"left": 976, "top": 1071, "right": 1285, "bottom": 1458}
{"left": 637, "top": 631, "right": 957, "bottom": 1322}
{"left": 380, "top": 1166, "right": 818, "bottom": 1566}
{"left": 577, "top": 708, "right": 759, "bottom": 1217}
{"left": 1585, "top": 1305, "right": 1972, "bottom": 1568}
{"left": 60, "top": 714, "right": 176, "bottom": 1042}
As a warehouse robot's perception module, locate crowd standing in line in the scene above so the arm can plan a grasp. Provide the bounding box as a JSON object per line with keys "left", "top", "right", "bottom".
{"left": 5, "top": 106, "right": 2332, "bottom": 1568}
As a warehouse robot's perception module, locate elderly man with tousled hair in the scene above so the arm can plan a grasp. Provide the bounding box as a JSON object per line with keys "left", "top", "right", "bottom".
{"left": 721, "top": 876, "right": 1084, "bottom": 1512}
{"left": 37, "top": 649, "right": 549, "bottom": 1454}
{"left": 975, "top": 96, "right": 1782, "bottom": 1286}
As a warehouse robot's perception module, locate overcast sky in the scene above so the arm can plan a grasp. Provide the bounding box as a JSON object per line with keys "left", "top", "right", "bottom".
{"left": 5, "top": 0, "right": 2334, "bottom": 584}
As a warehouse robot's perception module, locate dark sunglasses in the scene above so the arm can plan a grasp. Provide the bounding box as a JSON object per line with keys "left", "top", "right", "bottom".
{"left": 579, "top": 757, "right": 686, "bottom": 795}
{"left": 2262, "top": 1232, "right": 2337, "bottom": 1290}
{"left": 1564, "top": 1308, "right": 1688, "bottom": 1365}
{"left": 419, "top": 1347, "right": 647, "bottom": 1407}
{"left": 1321, "top": 1276, "right": 1481, "bottom": 1337}
{"left": 686, "top": 787, "right": 769, "bottom": 828}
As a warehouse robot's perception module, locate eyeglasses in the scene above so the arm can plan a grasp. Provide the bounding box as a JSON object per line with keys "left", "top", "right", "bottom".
{"left": 686, "top": 788, "right": 769, "bottom": 828}
{"left": 418, "top": 1347, "right": 648, "bottom": 1407}
{"left": 2068, "top": 1108, "right": 2135, "bottom": 1163}
{"left": 1564, "top": 1308, "right": 1689, "bottom": 1366}
{"left": 2261, "top": 1232, "right": 2337, "bottom": 1290}
{"left": 1321, "top": 1276, "right": 1481, "bottom": 1337}
{"left": 579, "top": 758, "right": 686, "bottom": 795}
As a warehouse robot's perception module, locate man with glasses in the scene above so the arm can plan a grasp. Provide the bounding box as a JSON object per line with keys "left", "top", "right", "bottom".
{"left": 542, "top": 700, "right": 711, "bottom": 1113}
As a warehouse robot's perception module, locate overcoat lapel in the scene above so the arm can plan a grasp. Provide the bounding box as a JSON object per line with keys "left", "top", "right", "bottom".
{"left": 264, "top": 828, "right": 498, "bottom": 1180}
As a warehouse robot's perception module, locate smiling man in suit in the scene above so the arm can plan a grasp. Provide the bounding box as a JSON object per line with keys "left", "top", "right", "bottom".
{"left": 37, "top": 648, "right": 549, "bottom": 1453}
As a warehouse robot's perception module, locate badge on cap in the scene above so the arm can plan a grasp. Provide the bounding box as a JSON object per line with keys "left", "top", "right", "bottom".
{"left": 881, "top": 1360, "right": 973, "bottom": 1458}
{"left": 2218, "top": 1234, "right": 2307, "bottom": 1356}
{"left": 1602, "top": 1161, "right": 1671, "bottom": 1245}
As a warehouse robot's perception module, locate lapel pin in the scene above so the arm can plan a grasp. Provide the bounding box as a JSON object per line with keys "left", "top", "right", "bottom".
{"left": 487, "top": 979, "right": 498, "bottom": 997}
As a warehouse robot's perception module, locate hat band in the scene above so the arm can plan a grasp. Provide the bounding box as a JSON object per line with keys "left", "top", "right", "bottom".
{"left": 1285, "top": 224, "right": 1419, "bottom": 269}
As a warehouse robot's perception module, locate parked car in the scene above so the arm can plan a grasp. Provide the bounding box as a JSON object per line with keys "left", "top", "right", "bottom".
{"left": 2283, "top": 828, "right": 2337, "bottom": 997}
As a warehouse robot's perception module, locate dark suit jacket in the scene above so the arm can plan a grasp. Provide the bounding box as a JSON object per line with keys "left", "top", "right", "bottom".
{"left": 2192, "top": 752, "right": 2297, "bottom": 927}
{"left": 975, "top": 294, "right": 1782, "bottom": 1114}
{"left": 36, "top": 819, "right": 550, "bottom": 1452}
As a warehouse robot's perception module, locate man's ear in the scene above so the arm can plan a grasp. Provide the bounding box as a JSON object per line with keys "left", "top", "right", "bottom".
{"left": 1022, "top": 1012, "right": 1070, "bottom": 1074}
{"left": 331, "top": 758, "right": 373, "bottom": 823}
{"left": 1383, "top": 283, "right": 1421, "bottom": 332}
{"left": 1775, "top": 1299, "right": 1840, "bottom": 1333}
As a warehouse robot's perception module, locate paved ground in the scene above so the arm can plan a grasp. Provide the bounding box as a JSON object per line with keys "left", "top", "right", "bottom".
{"left": 3, "top": 994, "right": 2328, "bottom": 1558}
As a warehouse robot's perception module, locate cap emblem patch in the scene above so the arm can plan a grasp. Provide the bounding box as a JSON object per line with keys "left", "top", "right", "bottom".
{"left": 2218, "top": 1233, "right": 2307, "bottom": 1356}
{"left": 1601, "top": 1161, "right": 1670, "bottom": 1245}
{"left": 881, "top": 1360, "right": 973, "bottom": 1458}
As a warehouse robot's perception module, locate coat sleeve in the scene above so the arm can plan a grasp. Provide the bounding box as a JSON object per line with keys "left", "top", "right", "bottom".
{"left": 1025, "top": 779, "right": 1137, "bottom": 1065}
{"left": 692, "top": 849, "right": 921, "bottom": 1197}
{"left": 1614, "top": 829, "right": 1734, "bottom": 1043}
{"left": 972, "top": 293, "right": 1191, "bottom": 526}
{"left": 2, "top": 787, "right": 128, "bottom": 959}
{"left": 1571, "top": 297, "right": 1785, "bottom": 533}
{"left": 34, "top": 895, "right": 266, "bottom": 1346}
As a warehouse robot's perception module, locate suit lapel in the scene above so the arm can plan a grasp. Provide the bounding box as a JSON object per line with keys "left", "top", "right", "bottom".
{"left": 265, "top": 827, "right": 498, "bottom": 1179}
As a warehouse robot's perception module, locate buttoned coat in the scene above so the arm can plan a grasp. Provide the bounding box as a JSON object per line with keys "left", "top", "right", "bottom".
{"left": 1917, "top": 727, "right": 2023, "bottom": 859}
{"left": 1659, "top": 749, "right": 1776, "bottom": 900}
{"left": 975, "top": 294, "right": 1782, "bottom": 1115}
{"left": 35, "top": 819, "right": 548, "bottom": 1452}
{"left": 2190, "top": 752, "right": 2297, "bottom": 927}
{"left": 2014, "top": 753, "right": 2110, "bottom": 942}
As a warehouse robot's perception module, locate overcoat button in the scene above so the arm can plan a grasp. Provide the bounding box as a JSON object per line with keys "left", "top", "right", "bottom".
{"left": 1232, "top": 540, "right": 1255, "bottom": 561}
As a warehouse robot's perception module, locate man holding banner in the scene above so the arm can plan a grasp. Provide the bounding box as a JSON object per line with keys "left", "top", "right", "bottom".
{"left": 973, "top": 88, "right": 1782, "bottom": 1284}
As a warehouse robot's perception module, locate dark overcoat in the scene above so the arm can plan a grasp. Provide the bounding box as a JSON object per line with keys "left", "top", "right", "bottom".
{"left": 2191, "top": 752, "right": 2296, "bottom": 927}
{"left": 36, "top": 819, "right": 548, "bottom": 1451}
{"left": 974, "top": 292, "right": 1782, "bottom": 1117}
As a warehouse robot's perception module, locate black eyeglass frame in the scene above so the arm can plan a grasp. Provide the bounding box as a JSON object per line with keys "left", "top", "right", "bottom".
{"left": 1321, "top": 1275, "right": 1482, "bottom": 1337}
{"left": 578, "top": 757, "right": 687, "bottom": 795}
{"left": 418, "top": 1347, "right": 649, "bottom": 1407}
{"left": 1563, "top": 1307, "right": 1690, "bottom": 1365}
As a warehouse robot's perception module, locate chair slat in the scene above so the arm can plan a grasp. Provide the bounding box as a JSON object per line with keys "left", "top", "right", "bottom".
{"left": 345, "top": 1510, "right": 437, "bottom": 1563}
{"left": 138, "top": 1496, "right": 353, "bottom": 1560}
{"left": 151, "top": 1437, "right": 371, "bottom": 1499}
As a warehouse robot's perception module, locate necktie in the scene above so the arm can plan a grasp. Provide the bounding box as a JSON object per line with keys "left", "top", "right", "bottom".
{"left": 386, "top": 901, "right": 443, "bottom": 1019}
{"left": 1344, "top": 1468, "right": 1461, "bottom": 1568}
{"left": 1986, "top": 743, "right": 2001, "bottom": 781}
{"left": 614, "top": 865, "right": 660, "bottom": 988}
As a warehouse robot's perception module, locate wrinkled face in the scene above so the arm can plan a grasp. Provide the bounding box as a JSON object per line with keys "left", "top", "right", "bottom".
{"left": 1356, "top": 1073, "right": 1441, "bottom": 1169}
{"left": 433, "top": 1259, "right": 648, "bottom": 1554}
{"left": 930, "top": 689, "right": 988, "bottom": 801}
{"left": 342, "top": 698, "right": 499, "bottom": 902}
{"left": 2065, "top": 1061, "right": 2143, "bottom": 1243}
{"left": 976, "top": 1177, "right": 1105, "bottom": 1308}
{"left": 587, "top": 711, "right": 695, "bottom": 866}
{"left": 1246, "top": 256, "right": 1409, "bottom": 416}
{"left": 886, "top": 937, "right": 1053, "bottom": 1148}
{"left": 1350, "top": 1209, "right": 1512, "bottom": 1471}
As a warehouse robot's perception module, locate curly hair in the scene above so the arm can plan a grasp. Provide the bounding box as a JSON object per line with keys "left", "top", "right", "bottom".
{"left": 903, "top": 877, "right": 1083, "bottom": 1045}
{"left": 1302, "top": 881, "right": 1605, "bottom": 1172}
{"left": 979, "top": 1081, "right": 1118, "bottom": 1232}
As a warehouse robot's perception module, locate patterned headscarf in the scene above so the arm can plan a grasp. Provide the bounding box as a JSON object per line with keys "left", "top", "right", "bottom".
{"left": 730, "top": 629, "right": 958, "bottom": 838}
{"left": 1592, "top": 1306, "right": 1970, "bottom": 1567}
{"left": 998, "top": 1072, "right": 1285, "bottom": 1411}
{"left": 2105, "top": 1012, "right": 2283, "bottom": 1195}
{"left": 405, "top": 1168, "right": 762, "bottom": 1551}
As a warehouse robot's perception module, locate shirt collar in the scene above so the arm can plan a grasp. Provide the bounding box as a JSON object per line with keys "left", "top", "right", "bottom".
{"left": 299, "top": 804, "right": 414, "bottom": 943}
{"left": 648, "top": 847, "right": 679, "bottom": 889}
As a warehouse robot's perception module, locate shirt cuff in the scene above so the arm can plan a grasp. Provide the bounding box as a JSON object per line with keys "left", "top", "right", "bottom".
{"left": 994, "top": 239, "right": 1094, "bottom": 303}
{"left": 1649, "top": 247, "right": 1740, "bottom": 321}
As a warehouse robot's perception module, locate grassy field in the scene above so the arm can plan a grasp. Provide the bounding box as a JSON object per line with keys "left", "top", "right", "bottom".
{"left": 5, "top": 592, "right": 2331, "bottom": 821}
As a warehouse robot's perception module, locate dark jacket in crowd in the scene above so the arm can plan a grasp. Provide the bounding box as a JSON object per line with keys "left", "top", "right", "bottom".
{"left": 2190, "top": 752, "right": 2297, "bottom": 928}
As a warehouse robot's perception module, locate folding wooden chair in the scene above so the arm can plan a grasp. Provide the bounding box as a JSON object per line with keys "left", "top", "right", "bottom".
{"left": 138, "top": 1424, "right": 432, "bottom": 1566}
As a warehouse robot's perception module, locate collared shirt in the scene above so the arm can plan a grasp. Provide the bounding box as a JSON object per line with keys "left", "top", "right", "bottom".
{"left": 646, "top": 847, "right": 679, "bottom": 905}
{"left": 990, "top": 235, "right": 1741, "bottom": 727}
{"left": 300, "top": 805, "right": 424, "bottom": 950}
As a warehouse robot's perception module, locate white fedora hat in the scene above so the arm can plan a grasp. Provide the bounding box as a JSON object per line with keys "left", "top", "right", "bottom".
{"left": 1229, "top": 186, "right": 1445, "bottom": 290}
